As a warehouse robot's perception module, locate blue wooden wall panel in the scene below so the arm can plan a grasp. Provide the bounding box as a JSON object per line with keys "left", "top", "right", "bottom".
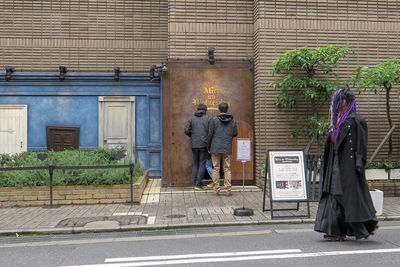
{"left": 149, "top": 98, "right": 161, "bottom": 144}
{"left": 135, "top": 96, "right": 148, "bottom": 147}
{"left": 149, "top": 153, "right": 162, "bottom": 176}
{"left": 149, "top": 152, "right": 161, "bottom": 169}
{"left": 136, "top": 150, "right": 147, "bottom": 170}
{"left": 0, "top": 96, "right": 98, "bottom": 150}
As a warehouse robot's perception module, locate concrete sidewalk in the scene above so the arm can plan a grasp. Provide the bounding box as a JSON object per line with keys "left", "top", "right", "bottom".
{"left": 0, "top": 179, "right": 399, "bottom": 235}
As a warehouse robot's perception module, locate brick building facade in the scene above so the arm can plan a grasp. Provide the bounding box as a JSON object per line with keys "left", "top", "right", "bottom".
{"left": 1, "top": 1, "right": 400, "bottom": 186}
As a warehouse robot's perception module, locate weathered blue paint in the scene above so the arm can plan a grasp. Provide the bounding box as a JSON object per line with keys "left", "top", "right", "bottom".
{"left": 0, "top": 96, "right": 98, "bottom": 150}
{"left": 136, "top": 96, "right": 148, "bottom": 148}
{"left": 149, "top": 97, "right": 161, "bottom": 144}
{"left": 0, "top": 72, "right": 162, "bottom": 177}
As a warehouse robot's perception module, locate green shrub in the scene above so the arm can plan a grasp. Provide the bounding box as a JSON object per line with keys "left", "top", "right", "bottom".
{"left": 0, "top": 149, "right": 144, "bottom": 187}
{"left": 366, "top": 160, "right": 400, "bottom": 172}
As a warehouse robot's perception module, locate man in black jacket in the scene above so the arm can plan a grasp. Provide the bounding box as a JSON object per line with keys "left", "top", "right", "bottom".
{"left": 207, "top": 102, "right": 238, "bottom": 196}
{"left": 184, "top": 104, "right": 211, "bottom": 190}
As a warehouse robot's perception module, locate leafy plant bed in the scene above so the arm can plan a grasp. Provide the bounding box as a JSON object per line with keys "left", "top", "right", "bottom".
{"left": 366, "top": 160, "right": 400, "bottom": 172}
{"left": 0, "top": 149, "right": 143, "bottom": 187}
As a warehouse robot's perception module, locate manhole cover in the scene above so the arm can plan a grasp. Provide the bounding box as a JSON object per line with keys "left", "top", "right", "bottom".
{"left": 56, "top": 215, "right": 147, "bottom": 227}
{"left": 165, "top": 214, "right": 186, "bottom": 219}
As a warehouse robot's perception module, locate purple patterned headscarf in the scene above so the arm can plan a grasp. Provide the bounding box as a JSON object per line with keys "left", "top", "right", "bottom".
{"left": 330, "top": 87, "right": 357, "bottom": 143}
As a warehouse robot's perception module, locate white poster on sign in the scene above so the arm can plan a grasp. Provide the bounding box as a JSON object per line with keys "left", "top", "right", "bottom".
{"left": 236, "top": 138, "right": 251, "bottom": 162}
{"left": 268, "top": 150, "right": 307, "bottom": 201}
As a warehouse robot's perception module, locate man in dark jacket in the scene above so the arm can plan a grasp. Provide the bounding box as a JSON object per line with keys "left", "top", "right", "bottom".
{"left": 184, "top": 104, "right": 211, "bottom": 190}
{"left": 207, "top": 102, "right": 238, "bottom": 196}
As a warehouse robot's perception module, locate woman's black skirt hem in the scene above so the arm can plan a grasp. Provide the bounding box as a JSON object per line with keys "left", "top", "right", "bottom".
{"left": 314, "top": 193, "right": 378, "bottom": 239}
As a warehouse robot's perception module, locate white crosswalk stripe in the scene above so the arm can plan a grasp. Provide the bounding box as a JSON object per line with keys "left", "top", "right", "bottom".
{"left": 104, "top": 249, "right": 302, "bottom": 262}
{"left": 58, "top": 248, "right": 400, "bottom": 267}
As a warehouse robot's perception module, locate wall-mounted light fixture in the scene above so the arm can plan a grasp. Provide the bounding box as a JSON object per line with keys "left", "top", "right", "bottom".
{"left": 114, "top": 67, "right": 120, "bottom": 81}
{"left": 59, "top": 66, "right": 67, "bottom": 81}
{"left": 5, "top": 66, "right": 15, "bottom": 81}
{"left": 150, "top": 65, "right": 156, "bottom": 81}
{"left": 208, "top": 47, "right": 215, "bottom": 65}
{"left": 161, "top": 62, "right": 167, "bottom": 72}
{"left": 150, "top": 64, "right": 163, "bottom": 81}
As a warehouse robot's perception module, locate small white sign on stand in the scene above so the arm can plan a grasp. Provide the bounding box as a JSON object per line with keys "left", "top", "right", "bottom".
{"left": 234, "top": 138, "right": 253, "bottom": 216}
{"left": 237, "top": 138, "right": 251, "bottom": 162}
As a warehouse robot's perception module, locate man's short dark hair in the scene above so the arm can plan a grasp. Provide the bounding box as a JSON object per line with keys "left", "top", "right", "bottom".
{"left": 197, "top": 103, "right": 207, "bottom": 111}
{"left": 218, "top": 102, "right": 228, "bottom": 113}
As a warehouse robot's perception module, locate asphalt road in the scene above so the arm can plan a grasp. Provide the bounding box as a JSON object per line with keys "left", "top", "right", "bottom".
{"left": 1, "top": 221, "right": 400, "bottom": 267}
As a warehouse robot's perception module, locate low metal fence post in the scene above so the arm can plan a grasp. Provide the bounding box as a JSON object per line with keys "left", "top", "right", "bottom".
{"left": 48, "top": 165, "right": 54, "bottom": 208}
{"left": 129, "top": 163, "right": 134, "bottom": 204}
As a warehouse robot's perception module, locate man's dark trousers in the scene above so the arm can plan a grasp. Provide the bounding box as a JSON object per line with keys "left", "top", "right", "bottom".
{"left": 192, "top": 147, "right": 208, "bottom": 186}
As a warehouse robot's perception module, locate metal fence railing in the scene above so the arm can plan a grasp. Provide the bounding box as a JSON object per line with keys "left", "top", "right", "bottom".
{"left": 305, "top": 154, "right": 324, "bottom": 201}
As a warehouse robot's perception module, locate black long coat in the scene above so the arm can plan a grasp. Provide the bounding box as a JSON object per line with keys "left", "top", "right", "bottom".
{"left": 321, "top": 112, "right": 376, "bottom": 222}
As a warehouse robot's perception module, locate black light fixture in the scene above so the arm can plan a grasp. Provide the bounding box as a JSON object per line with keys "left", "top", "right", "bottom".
{"left": 59, "top": 66, "right": 67, "bottom": 81}
{"left": 5, "top": 66, "right": 15, "bottom": 81}
{"left": 208, "top": 47, "right": 215, "bottom": 65}
{"left": 161, "top": 62, "right": 167, "bottom": 72}
{"left": 114, "top": 67, "right": 120, "bottom": 81}
{"left": 149, "top": 65, "right": 156, "bottom": 81}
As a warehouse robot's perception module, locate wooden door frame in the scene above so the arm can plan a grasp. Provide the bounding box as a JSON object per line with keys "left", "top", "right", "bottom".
{"left": 98, "top": 96, "right": 135, "bottom": 161}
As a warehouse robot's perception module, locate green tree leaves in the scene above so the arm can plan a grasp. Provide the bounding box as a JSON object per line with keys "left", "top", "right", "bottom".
{"left": 352, "top": 58, "right": 400, "bottom": 161}
{"left": 270, "top": 44, "right": 356, "bottom": 150}
{"left": 353, "top": 58, "right": 400, "bottom": 92}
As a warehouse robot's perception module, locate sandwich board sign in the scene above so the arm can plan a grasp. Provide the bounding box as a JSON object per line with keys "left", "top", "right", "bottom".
{"left": 262, "top": 149, "right": 310, "bottom": 219}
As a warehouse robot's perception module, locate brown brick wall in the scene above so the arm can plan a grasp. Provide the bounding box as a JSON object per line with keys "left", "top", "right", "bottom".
{"left": 308, "top": 179, "right": 400, "bottom": 198}
{"left": 0, "top": 184, "right": 132, "bottom": 207}
{"left": 0, "top": 0, "right": 168, "bottom": 72}
{"left": 0, "top": 170, "right": 149, "bottom": 207}
{"left": 168, "top": 0, "right": 253, "bottom": 60}
{"left": 254, "top": 0, "right": 400, "bottom": 186}
{"left": 372, "top": 180, "right": 400, "bottom": 197}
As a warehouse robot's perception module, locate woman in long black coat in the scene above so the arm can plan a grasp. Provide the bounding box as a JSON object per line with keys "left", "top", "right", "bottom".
{"left": 314, "top": 87, "right": 378, "bottom": 241}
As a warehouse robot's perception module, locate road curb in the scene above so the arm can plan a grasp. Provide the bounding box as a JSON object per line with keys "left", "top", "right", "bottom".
{"left": 1, "top": 215, "right": 398, "bottom": 236}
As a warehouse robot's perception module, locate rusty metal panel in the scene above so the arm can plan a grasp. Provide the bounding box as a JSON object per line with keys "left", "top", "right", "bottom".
{"left": 163, "top": 62, "right": 253, "bottom": 186}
